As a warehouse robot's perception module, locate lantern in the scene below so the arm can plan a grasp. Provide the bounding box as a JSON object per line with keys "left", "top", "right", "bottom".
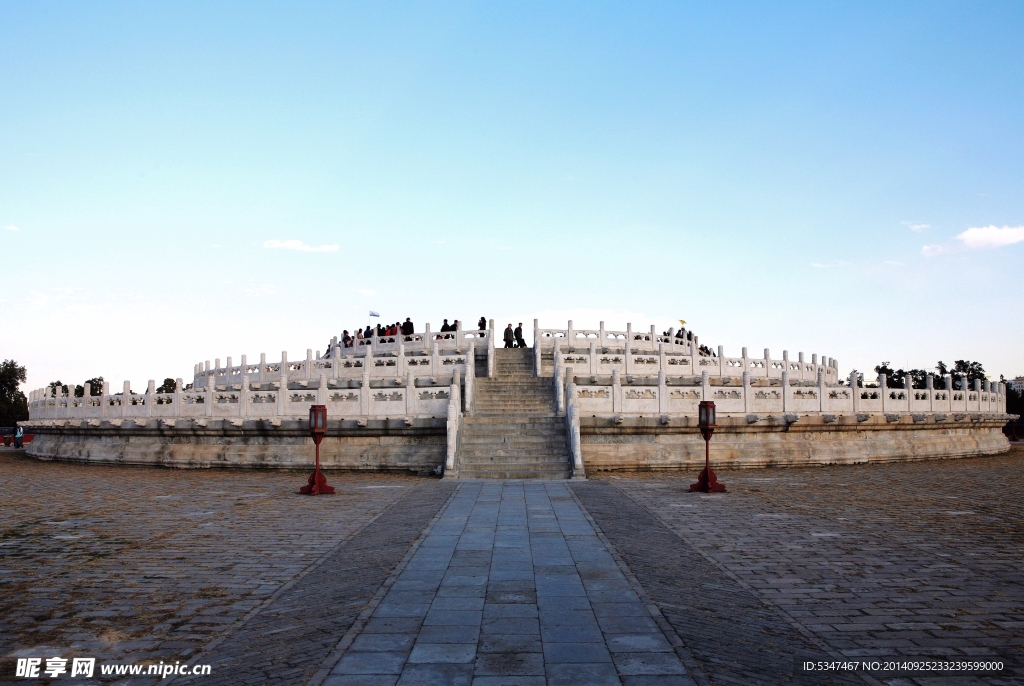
{"left": 300, "top": 404, "right": 335, "bottom": 495}
{"left": 690, "top": 400, "right": 726, "bottom": 493}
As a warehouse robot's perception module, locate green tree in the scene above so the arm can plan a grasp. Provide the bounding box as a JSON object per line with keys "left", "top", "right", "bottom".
{"left": 0, "top": 359, "right": 30, "bottom": 427}
{"left": 156, "top": 378, "right": 177, "bottom": 394}
{"left": 936, "top": 360, "right": 987, "bottom": 388}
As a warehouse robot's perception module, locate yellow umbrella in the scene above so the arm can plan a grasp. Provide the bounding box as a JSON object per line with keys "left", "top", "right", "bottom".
{"left": 678, "top": 319, "right": 687, "bottom": 327}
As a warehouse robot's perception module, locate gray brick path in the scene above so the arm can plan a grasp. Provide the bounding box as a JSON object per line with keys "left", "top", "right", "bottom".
{"left": 572, "top": 481, "right": 862, "bottom": 686}
{"left": 322, "top": 481, "right": 695, "bottom": 686}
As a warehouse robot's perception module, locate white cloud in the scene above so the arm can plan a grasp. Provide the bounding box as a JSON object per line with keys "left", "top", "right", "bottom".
{"left": 357, "top": 289, "right": 377, "bottom": 296}
{"left": 263, "top": 239, "right": 339, "bottom": 253}
{"left": 921, "top": 244, "right": 947, "bottom": 257}
{"left": 810, "top": 262, "right": 829, "bottom": 269}
{"left": 955, "top": 225, "right": 1024, "bottom": 250}
{"left": 4, "top": 225, "right": 18, "bottom": 231}
{"left": 902, "top": 221, "right": 930, "bottom": 232}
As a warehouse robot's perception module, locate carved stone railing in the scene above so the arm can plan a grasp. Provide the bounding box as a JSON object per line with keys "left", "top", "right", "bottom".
{"left": 28, "top": 372, "right": 459, "bottom": 423}
{"left": 563, "top": 369, "right": 1007, "bottom": 418}
{"left": 535, "top": 320, "right": 839, "bottom": 383}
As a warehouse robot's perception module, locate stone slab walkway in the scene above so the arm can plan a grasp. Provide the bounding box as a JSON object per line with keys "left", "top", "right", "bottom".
{"left": 321, "top": 482, "right": 695, "bottom": 686}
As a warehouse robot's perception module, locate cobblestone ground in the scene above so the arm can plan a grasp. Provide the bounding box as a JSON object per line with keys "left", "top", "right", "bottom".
{"left": 586, "top": 452, "right": 1024, "bottom": 686}
{"left": 0, "top": 450, "right": 423, "bottom": 684}
{"left": 3, "top": 448, "right": 1022, "bottom": 686}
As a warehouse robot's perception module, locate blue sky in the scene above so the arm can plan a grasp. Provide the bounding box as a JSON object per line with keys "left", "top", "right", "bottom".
{"left": 2, "top": 2, "right": 1022, "bottom": 391}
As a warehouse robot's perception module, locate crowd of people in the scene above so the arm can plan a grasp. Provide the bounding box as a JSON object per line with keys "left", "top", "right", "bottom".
{"left": 327, "top": 316, "right": 495, "bottom": 354}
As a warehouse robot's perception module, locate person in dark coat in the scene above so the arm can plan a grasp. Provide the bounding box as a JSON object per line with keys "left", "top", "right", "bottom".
{"left": 401, "top": 318, "right": 415, "bottom": 336}
{"left": 514, "top": 323, "right": 526, "bottom": 348}
{"left": 478, "top": 317, "right": 487, "bottom": 331}
{"left": 440, "top": 319, "right": 451, "bottom": 332}
{"left": 503, "top": 323, "right": 515, "bottom": 348}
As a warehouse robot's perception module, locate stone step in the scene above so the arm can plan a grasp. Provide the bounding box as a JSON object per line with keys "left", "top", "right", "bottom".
{"left": 457, "top": 470, "right": 571, "bottom": 479}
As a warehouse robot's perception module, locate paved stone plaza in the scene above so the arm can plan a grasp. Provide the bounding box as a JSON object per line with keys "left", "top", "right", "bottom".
{"left": 1, "top": 449, "right": 1022, "bottom": 685}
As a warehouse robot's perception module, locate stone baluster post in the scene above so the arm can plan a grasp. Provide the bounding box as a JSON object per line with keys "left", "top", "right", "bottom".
{"left": 432, "top": 341, "right": 440, "bottom": 376}
{"left": 240, "top": 374, "right": 250, "bottom": 418}
{"left": 533, "top": 319, "right": 541, "bottom": 374}
{"left": 590, "top": 341, "right": 597, "bottom": 375}
{"left": 360, "top": 365, "right": 370, "bottom": 416}
{"left": 121, "top": 380, "right": 131, "bottom": 418}
{"left": 850, "top": 371, "right": 860, "bottom": 415}
{"left": 101, "top": 381, "right": 110, "bottom": 419}
{"left": 174, "top": 378, "right": 182, "bottom": 417}
{"left": 398, "top": 343, "right": 406, "bottom": 377}
{"left": 943, "top": 374, "right": 953, "bottom": 412}
{"left": 258, "top": 353, "right": 266, "bottom": 382}
{"left": 817, "top": 370, "right": 825, "bottom": 413}
{"left": 624, "top": 329, "right": 632, "bottom": 375}
{"left": 879, "top": 373, "right": 888, "bottom": 413}
{"left": 658, "top": 370, "right": 667, "bottom": 414}
{"left": 926, "top": 374, "right": 934, "bottom": 411}
{"left": 277, "top": 353, "right": 288, "bottom": 417}
{"left": 464, "top": 342, "right": 475, "bottom": 415}
{"left": 701, "top": 370, "right": 710, "bottom": 402}
{"left": 240, "top": 355, "right": 247, "bottom": 378}
{"left": 305, "top": 349, "right": 313, "bottom": 381}
{"left": 405, "top": 371, "right": 415, "bottom": 417}
{"left": 317, "top": 373, "right": 327, "bottom": 406}
{"left": 487, "top": 319, "right": 495, "bottom": 378}
{"left": 798, "top": 352, "right": 805, "bottom": 381}
{"left": 764, "top": 349, "right": 771, "bottom": 378}
{"left": 611, "top": 369, "right": 621, "bottom": 414}
{"left": 145, "top": 379, "right": 155, "bottom": 418}
{"left": 454, "top": 320, "right": 461, "bottom": 348}
{"left": 554, "top": 349, "right": 565, "bottom": 415}
{"left": 718, "top": 345, "right": 725, "bottom": 375}
{"left": 567, "top": 320, "right": 574, "bottom": 350}
{"left": 424, "top": 322, "right": 431, "bottom": 347}
{"left": 743, "top": 371, "right": 752, "bottom": 414}
{"left": 781, "top": 370, "right": 790, "bottom": 413}
{"left": 599, "top": 321, "right": 606, "bottom": 349}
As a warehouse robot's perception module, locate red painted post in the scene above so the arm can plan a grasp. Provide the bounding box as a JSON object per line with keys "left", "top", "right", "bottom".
{"left": 300, "top": 404, "right": 335, "bottom": 495}
{"left": 690, "top": 400, "right": 726, "bottom": 493}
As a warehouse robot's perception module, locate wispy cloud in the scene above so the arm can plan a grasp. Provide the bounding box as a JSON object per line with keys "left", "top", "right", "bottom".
{"left": 955, "top": 225, "right": 1024, "bottom": 249}
{"left": 921, "top": 224, "right": 1024, "bottom": 257}
{"left": 810, "top": 262, "right": 829, "bottom": 269}
{"left": 357, "top": 289, "right": 377, "bottom": 296}
{"left": 264, "top": 239, "right": 339, "bottom": 253}
{"left": 4, "top": 225, "right": 18, "bottom": 231}
{"left": 902, "top": 221, "right": 930, "bottom": 233}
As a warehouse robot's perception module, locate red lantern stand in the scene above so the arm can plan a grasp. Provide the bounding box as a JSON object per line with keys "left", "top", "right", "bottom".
{"left": 300, "top": 404, "right": 335, "bottom": 495}
{"left": 690, "top": 400, "right": 726, "bottom": 493}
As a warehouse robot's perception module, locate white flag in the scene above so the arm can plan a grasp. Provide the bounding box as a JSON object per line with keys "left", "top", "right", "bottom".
{"left": 369, "top": 311, "right": 380, "bottom": 318}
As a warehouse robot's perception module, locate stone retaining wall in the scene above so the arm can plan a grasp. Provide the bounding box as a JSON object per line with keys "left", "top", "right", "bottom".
{"left": 580, "top": 415, "right": 1012, "bottom": 472}
{"left": 25, "top": 420, "right": 446, "bottom": 474}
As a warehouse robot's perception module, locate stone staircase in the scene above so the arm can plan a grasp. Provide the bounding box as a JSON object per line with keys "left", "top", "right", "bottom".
{"left": 455, "top": 348, "right": 571, "bottom": 479}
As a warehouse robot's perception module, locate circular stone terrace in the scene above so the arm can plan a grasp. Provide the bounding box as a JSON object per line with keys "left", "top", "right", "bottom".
{"left": 1, "top": 447, "right": 1022, "bottom": 685}
{"left": 20, "top": 320, "right": 1015, "bottom": 476}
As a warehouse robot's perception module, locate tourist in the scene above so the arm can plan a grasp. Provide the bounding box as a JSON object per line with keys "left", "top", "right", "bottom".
{"left": 503, "top": 323, "right": 515, "bottom": 348}
{"left": 514, "top": 323, "right": 526, "bottom": 348}
{"left": 364, "top": 325, "right": 373, "bottom": 339}
{"left": 402, "top": 318, "right": 415, "bottom": 338}
{"left": 14, "top": 425, "right": 23, "bottom": 448}
{"left": 478, "top": 316, "right": 487, "bottom": 331}
{"left": 440, "top": 319, "right": 451, "bottom": 333}
{"left": 342, "top": 330, "right": 353, "bottom": 348}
